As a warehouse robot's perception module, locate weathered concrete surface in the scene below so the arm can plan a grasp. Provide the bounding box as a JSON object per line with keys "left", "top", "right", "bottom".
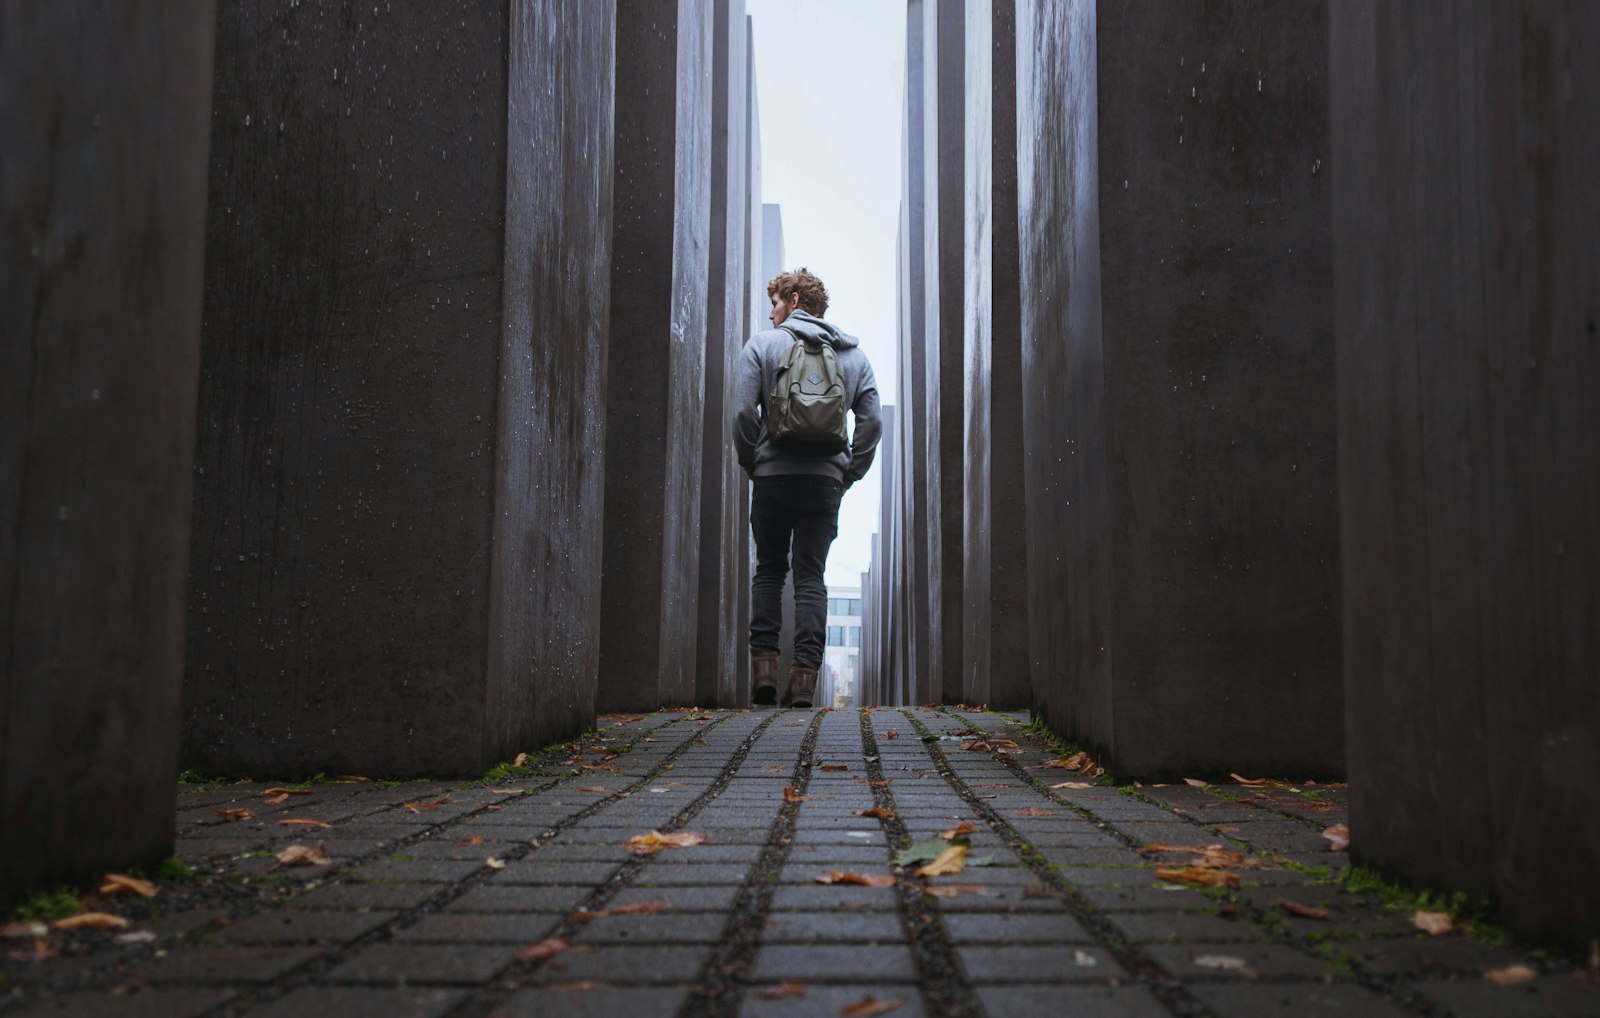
{"left": 697, "top": 0, "right": 750, "bottom": 707}
{"left": 1332, "top": 0, "right": 1600, "bottom": 947}
{"left": 599, "top": 0, "right": 713, "bottom": 711}
{"left": 962, "top": 0, "right": 1030, "bottom": 710}
{"left": 186, "top": 1, "right": 612, "bottom": 776}
{"left": 1017, "top": 1, "right": 1342, "bottom": 776}
{"left": 923, "top": 0, "right": 966, "bottom": 706}
{"left": 0, "top": 1, "right": 215, "bottom": 900}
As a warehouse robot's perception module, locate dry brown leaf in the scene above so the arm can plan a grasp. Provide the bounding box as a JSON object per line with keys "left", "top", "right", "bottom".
{"left": 1483, "top": 963, "right": 1537, "bottom": 986}
{"left": 214, "top": 807, "right": 254, "bottom": 822}
{"left": 261, "top": 787, "right": 311, "bottom": 796}
{"left": 783, "top": 786, "right": 808, "bottom": 803}
{"left": 274, "top": 842, "right": 331, "bottom": 867}
{"left": 1, "top": 921, "right": 50, "bottom": 939}
{"left": 926, "top": 884, "right": 989, "bottom": 899}
{"left": 459, "top": 835, "right": 486, "bottom": 846}
{"left": 54, "top": 912, "right": 129, "bottom": 931}
{"left": 755, "top": 981, "right": 807, "bottom": 1000}
{"left": 548, "top": 980, "right": 606, "bottom": 990}
{"left": 1230, "top": 773, "right": 1290, "bottom": 788}
{"left": 514, "top": 936, "right": 568, "bottom": 962}
{"left": 577, "top": 786, "right": 608, "bottom": 793}
{"left": 1278, "top": 898, "right": 1330, "bottom": 920}
{"left": 1412, "top": 910, "right": 1454, "bottom": 936}
{"left": 570, "top": 900, "right": 668, "bottom": 920}
{"left": 490, "top": 788, "right": 525, "bottom": 795}
{"left": 625, "top": 830, "right": 707, "bottom": 855}
{"left": 1153, "top": 866, "right": 1240, "bottom": 888}
{"left": 1010, "top": 807, "right": 1056, "bottom": 818}
{"left": 813, "top": 871, "right": 896, "bottom": 888}
{"left": 959, "top": 740, "right": 994, "bottom": 752}
{"left": 939, "top": 822, "right": 978, "bottom": 840}
{"left": 1023, "top": 881, "right": 1068, "bottom": 900}
{"left": 1051, "top": 781, "right": 1094, "bottom": 790}
{"left": 613, "top": 714, "right": 647, "bottom": 724}
{"left": 98, "top": 874, "right": 156, "bottom": 899}
{"left": 1045, "top": 751, "right": 1094, "bottom": 771}
{"left": 277, "top": 818, "right": 332, "bottom": 829}
{"left": 853, "top": 807, "right": 895, "bottom": 820}
{"left": 512, "top": 752, "right": 530, "bottom": 766}
{"left": 1193, "top": 954, "right": 1251, "bottom": 971}
{"left": 915, "top": 844, "right": 969, "bottom": 878}
{"left": 262, "top": 794, "right": 289, "bottom": 806}
{"left": 1139, "top": 843, "right": 1259, "bottom": 870}
{"left": 883, "top": 730, "right": 899, "bottom": 740}
{"left": 841, "top": 994, "right": 904, "bottom": 1017}
{"left": 1183, "top": 777, "right": 1209, "bottom": 788}
{"left": 1321, "top": 823, "right": 1350, "bottom": 852}
{"left": 335, "top": 774, "right": 371, "bottom": 783}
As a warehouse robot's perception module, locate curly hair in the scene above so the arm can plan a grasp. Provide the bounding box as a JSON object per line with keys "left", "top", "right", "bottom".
{"left": 766, "top": 267, "right": 829, "bottom": 316}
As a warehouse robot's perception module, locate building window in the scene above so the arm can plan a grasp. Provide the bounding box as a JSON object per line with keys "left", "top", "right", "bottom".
{"left": 848, "top": 626, "right": 861, "bottom": 647}
{"left": 827, "top": 625, "right": 847, "bottom": 646}
{"left": 828, "top": 597, "right": 863, "bottom": 616}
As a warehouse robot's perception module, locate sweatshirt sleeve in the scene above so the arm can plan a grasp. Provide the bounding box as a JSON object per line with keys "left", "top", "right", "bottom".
{"left": 844, "top": 360, "right": 882, "bottom": 488}
{"left": 732, "top": 337, "right": 764, "bottom": 474}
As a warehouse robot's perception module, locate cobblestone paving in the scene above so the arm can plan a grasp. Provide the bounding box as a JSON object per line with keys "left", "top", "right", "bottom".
{"left": 4, "top": 708, "right": 1597, "bottom": 1017}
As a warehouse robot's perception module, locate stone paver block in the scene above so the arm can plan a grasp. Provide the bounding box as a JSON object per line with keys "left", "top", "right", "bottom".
{"left": 939, "top": 912, "right": 1091, "bottom": 944}
{"left": 393, "top": 913, "right": 563, "bottom": 944}
{"left": 956, "top": 945, "right": 1123, "bottom": 983}
{"left": 759, "top": 912, "right": 906, "bottom": 944}
{"left": 1107, "top": 911, "right": 1262, "bottom": 943}
{"left": 446, "top": 885, "right": 591, "bottom": 914}
{"left": 571, "top": 913, "right": 729, "bottom": 944}
{"left": 1187, "top": 983, "right": 1414, "bottom": 1017}
{"left": 975, "top": 985, "right": 1169, "bottom": 1018}
{"left": 750, "top": 944, "right": 917, "bottom": 982}
{"left": 492, "top": 986, "right": 691, "bottom": 1017}
{"left": 138, "top": 947, "right": 325, "bottom": 985}
{"left": 529, "top": 945, "right": 713, "bottom": 985}
{"left": 352, "top": 859, "right": 487, "bottom": 884}
{"left": 327, "top": 943, "right": 516, "bottom": 985}
{"left": 249, "top": 987, "right": 465, "bottom": 1018}
{"left": 740, "top": 986, "right": 929, "bottom": 1018}
{"left": 10, "top": 990, "right": 236, "bottom": 1018}
{"left": 629, "top": 863, "right": 751, "bottom": 885}
{"left": 1341, "top": 937, "right": 1526, "bottom": 977}
{"left": 215, "top": 909, "right": 398, "bottom": 945}
{"left": 1417, "top": 976, "right": 1600, "bottom": 1018}
{"left": 605, "top": 885, "right": 741, "bottom": 913}
{"left": 770, "top": 885, "right": 898, "bottom": 912}
{"left": 1146, "top": 942, "right": 1336, "bottom": 980}
{"left": 493, "top": 860, "right": 623, "bottom": 885}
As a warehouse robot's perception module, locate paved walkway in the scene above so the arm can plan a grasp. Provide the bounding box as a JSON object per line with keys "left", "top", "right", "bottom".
{"left": 4, "top": 709, "right": 1595, "bottom": 1017}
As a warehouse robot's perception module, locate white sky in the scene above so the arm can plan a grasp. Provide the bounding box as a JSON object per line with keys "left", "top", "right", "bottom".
{"left": 747, "top": 0, "right": 904, "bottom": 586}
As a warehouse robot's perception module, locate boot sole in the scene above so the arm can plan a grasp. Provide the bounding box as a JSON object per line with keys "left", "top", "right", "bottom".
{"left": 752, "top": 686, "right": 779, "bottom": 707}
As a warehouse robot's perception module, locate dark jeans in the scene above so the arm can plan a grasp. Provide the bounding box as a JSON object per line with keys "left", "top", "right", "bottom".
{"left": 749, "top": 475, "right": 842, "bottom": 670}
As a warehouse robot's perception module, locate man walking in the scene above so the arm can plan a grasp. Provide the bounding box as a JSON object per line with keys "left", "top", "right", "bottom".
{"left": 734, "top": 268, "right": 881, "bottom": 708}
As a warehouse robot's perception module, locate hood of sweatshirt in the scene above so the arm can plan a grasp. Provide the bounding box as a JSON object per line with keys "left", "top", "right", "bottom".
{"left": 779, "top": 309, "right": 860, "bottom": 351}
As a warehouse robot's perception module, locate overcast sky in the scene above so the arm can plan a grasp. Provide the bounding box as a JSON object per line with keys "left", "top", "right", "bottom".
{"left": 747, "top": 0, "right": 904, "bottom": 587}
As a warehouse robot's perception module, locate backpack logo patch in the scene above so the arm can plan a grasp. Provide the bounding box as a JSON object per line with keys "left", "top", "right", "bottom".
{"left": 808, "top": 373, "right": 822, "bottom": 385}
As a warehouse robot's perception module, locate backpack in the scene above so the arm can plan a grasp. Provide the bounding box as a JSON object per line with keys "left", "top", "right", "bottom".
{"left": 767, "top": 327, "right": 849, "bottom": 455}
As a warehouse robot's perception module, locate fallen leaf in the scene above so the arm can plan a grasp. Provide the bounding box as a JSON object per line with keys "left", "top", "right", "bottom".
{"left": 820, "top": 764, "right": 849, "bottom": 772}
{"left": 1413, "top": 910, "right": 1454, "bottom": 936}
{"left": 1023, "top": 881, "right": 1068, "bottom": 900}
{"left": 490, "top": 788, "right": 525, "bottom": 795}
{"left": 577, "top": 786, "right": 608, "bottom": 793}
{"left": 896, "top": 837, "right": 956, "bottom": 867}
{"left": 513, "top": 753, "right": 530, "bottom": 766}
{"left": 1010, "top": 807, "right": 1056, "bottom": 818}
{"left": 783, "top": 786, "right": 808, "bottom": 803}
{"left": 1183, "top": 777, "right": 1209, "bottom": 788}
{"left": 1072, "top": 949, "right": 1099, "bottom": 967}
{"left": 263, "top": 794, "right": 289, "bottom": 806}
{"left": 853, "top": 807, "right": 895, "bottom": 819}
{"left": 1278, "top": 898, "right": 1330, "bottom": 920}
{"left": 274, "top": 842, "right": 332, "bottom": 867}
{"left": 694, "top": 738, "right": 709, "bottom": 746}
{"left": 54, "top": 913, "right": 129, "bottom": 931}
{"left": 403, "top": 793, "right": 453, "bottom": 814}
{"left": 1483, "top": 963, "right": 1538, "bottom": 986}
{"left": 1, "top": 921, "right": 50, "bottom": 939}
{"left": 485, "top": 857, "right": 507, "bottom": 870}
{"left": 514, "top": 936, "right": 568, "bottom": 962}
{"left": 215, "top": 808, "right": 254, "bottom": 822}
{"left": 613, "top": 714, "right": 647, "bottom": 724}
{"left": 1194, "top": 954, "right": 1250, "bottom": 971}
{"left": 1153, "top": 866, "right": 1240, "bottom": 888}
{"left": 548, "top": 981, "right": 606, "bottom": 990}
{"left": 1230, "top": 773, "right": 1290, "bottom": 788}
{"left": 960, "top": 741, "right": 994, "bottom": 752}
{"left": 625, "top": 830, "right": 707, "bottom": 855}
{"left": 755, "top": 981, "right": 807, "bottom": 1000}
{"left": 277, "top": 818, "right": 332, "bottom": 829}
{"left": 98, "top": 874, "right": 157, "bottom": 899}
{"left": 939, "top": 823, "right": 978, "bottom": 840}
{"left": 883, "top": 730, "right": 899, "bottom": 740}
{"left": 1045, "top": 751, "right": 1095, "bottom": 772}
{"left": 570, "top": 901, "right": 669, "bottom": 920}
{"left": 914, "top": 844, "right": 969, "bottom": 878}
{"left": 841, "top": 994, "right": 903, "bottom": 1017}
{"left": 261, "top": 787, "right": 312, "bottom": 797}
{"left": 1052, "top": 781, "right": 1094, "bottom": 789}
{"left": 1321, "top": 823, "right": 1350, "bottom": 852}
{"left": 460, "top": 835, "right": 486, "bottom": 846}
{"left": 813, "top": 871, "right": 896, "bottom": 888}
{"left": 926, "top": 884, "right": 988, "bottom": 899}
{"left": 1139, "top": 843, "right": 1260, "bottom": 869}
{"left": 335, "top": 775, "right": 371, "bottom": 783}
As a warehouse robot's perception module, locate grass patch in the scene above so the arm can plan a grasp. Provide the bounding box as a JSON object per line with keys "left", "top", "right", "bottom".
{"left": 158, "top": 857, "right": 196, "bottom": 882}
{"left": 1340, "top": 863, "right": 1507, "bottom": 944}
{"left": 11, "top": 887, "right": 82, "bottom": 922}
{"left": 176, "top": 770, "right": 229, "bottom": 793}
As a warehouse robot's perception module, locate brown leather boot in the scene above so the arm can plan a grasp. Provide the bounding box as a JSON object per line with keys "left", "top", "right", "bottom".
{"left": 782, "top": 664, "right": 818, "bottom": 709}
{"left": 751, "top": 652, "right": 780, "bottom": 706}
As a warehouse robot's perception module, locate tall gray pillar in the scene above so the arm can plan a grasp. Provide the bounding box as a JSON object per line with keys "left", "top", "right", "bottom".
{"left": 1332, "top": 0, "right": 1600, "bottom": 948}
{"left": 185, "top": 1, "right": 613, "bottom": 777}
{"left": 962, "top": 0, "right": 1030, "bottom": 709}
{"left": 1017, "top": 0, "right": 1342, "bottom": 776}
{"left": 1, "top": 1, "right": 215, "bottom": 901}
{"left": 598, "top": 0, "right": 713, "bottom": 711}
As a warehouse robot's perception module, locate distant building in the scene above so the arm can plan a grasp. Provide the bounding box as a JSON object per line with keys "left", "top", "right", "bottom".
{"left": 824, "top": 585, "right": 862, "bottom": 707}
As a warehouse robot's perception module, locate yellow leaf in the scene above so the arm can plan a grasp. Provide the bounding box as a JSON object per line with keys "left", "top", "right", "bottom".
{"left": 275, "top": 842, "right": 331, "bottom": 867}
{"left": 1483, "top": 964, "right": 1537, "bottom": 986}
{"left": 1412, "top": 910, "right": 1454, "bottom": 936}
{"left": 625, "top": 830, "right": 707, "bottom": 855}
{"left": 813, "top": 871, "right": 896, "bottom": 888}
{"left": 485, "top": 857, "right": 507, "bottom": 870}
{"left": 98, "top": 874, "right": 156, "bottom": 899}
{"left": 54, "top": 912, "right": 129, "bottom": 931}
{"left": 939, "top": 822, "right": 978, "bottom": 840}
{"left": 915, "top": 844, "right": 968, "bottom": 878}
{"left": 853, "top": 807, "right": 895, "bottom": 820}
{"left": 277, "top": 818, "right": 332, "bottom": 829}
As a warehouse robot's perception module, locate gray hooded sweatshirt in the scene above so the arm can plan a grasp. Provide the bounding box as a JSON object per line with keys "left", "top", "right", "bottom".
{"left": 732, "top": 309, "right": 881, "bottom": 487}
